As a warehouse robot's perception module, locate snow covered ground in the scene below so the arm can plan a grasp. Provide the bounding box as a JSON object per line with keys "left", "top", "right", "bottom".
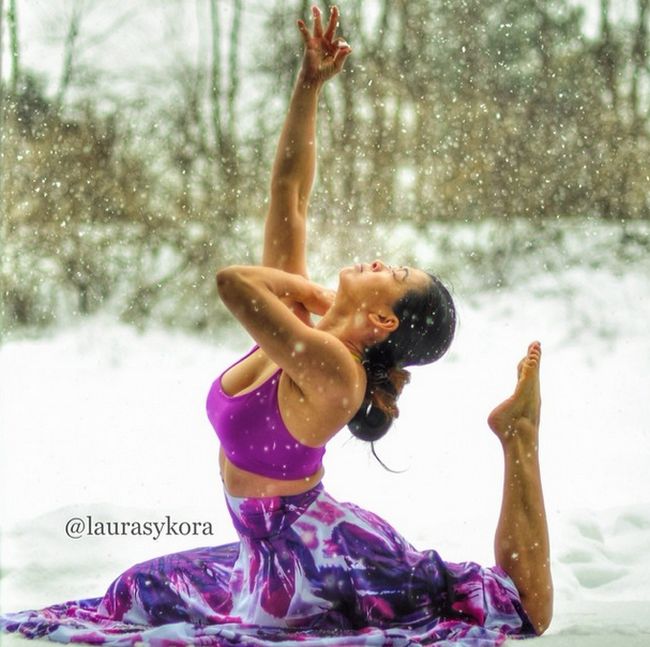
{"left": 1, "top": 258, "right": 650, "bottom": 645}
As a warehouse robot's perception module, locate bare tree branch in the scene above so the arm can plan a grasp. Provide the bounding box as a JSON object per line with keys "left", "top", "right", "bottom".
{"left": 631, "top": 0, "right": 648, "bottom": 129}
{"left": 193, "top": 0, "right": 209, "bottom": 159}
{"left": 599, "top": 0, "right": 618, "bottom": 110}
{"left": 56, "top": 0, "right": 84, "bottom": 108}
{"left": 0, "top": 0, "right": 4, "bottom": 88}
{"left": 0, "top": 0, "right": 8, "bottom": 341}
{"left": 227, "top": 0, "right": 242, "bottom": 149}
{"left": 0, "top": 0, "right": 6, "bottom": 337}
{"left": 7, "top": 0, "right": 18, "bottom": 93}
{"left": 210, "top": 0, "right": 224, "bottom": 166}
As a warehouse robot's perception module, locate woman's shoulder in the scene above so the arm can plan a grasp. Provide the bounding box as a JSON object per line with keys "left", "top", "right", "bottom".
{"left": 277, "top": 351, "right": 366, "bottom": 444}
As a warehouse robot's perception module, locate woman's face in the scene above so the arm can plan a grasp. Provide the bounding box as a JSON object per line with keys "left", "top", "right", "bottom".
{"left": 336, "top": 259, "right": 431, "bottom": 316}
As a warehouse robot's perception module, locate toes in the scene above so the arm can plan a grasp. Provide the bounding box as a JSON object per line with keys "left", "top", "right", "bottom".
{"left": 516, "top": 342, "right": 541, "bottom": 382}
{"left": 526, "top": 341, "right": 541, "bottom": 364}
{"left": 528, "top": 340, "right": 541, "bottom": 356}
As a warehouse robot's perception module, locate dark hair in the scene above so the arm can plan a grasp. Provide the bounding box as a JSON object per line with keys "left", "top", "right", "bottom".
{"left": 347, "top": 272, "right": 457, "bottom": 470}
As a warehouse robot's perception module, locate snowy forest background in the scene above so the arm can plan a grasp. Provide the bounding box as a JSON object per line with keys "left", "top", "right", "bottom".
{"left": 0, "top": 0, "right": 649, "bottom": 337}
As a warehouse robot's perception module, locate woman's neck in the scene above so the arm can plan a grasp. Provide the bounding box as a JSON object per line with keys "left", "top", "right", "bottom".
{"left": 315, "top": 310, "right": 365, "bottom": 361}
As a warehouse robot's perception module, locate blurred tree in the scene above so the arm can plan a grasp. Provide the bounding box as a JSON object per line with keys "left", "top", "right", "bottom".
{"left": 597, "top": 0, "right": 619, "bottom": 111}
{"left": 226, "top": 0, "right": 242, "bottom": 177}
{"left": 1, "top": 0, "right": 648, "bottom": 335}
{"left": 7, "top": 0, "right": 18, "bottom": 93}
{"left": 210, "top": 0, "right": 242, "bottom": 188}
{"left": 631, "top": 0, "right": 648, "bottom": 132}
{"left": 0, "top": 0, "right": 4, "bottom": 96}
{"left": 55, "top": 0, "right": 84, "bottom": 109}
{"left": 0, "top": 0, "right": 6, "bottom": 340}
{"left": 1, "top": 77, "right": 156, "bottom": 327}
{"left": 209, "top": 0, "right": 224, "bottom": 173}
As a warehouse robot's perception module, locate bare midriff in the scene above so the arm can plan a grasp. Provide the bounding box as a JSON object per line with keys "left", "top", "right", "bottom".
{"left": 219, "top": 447, "right": 325, "bottom": 498}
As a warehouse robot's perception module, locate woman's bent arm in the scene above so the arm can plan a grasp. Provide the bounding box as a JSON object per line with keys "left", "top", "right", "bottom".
{"left": 216, "top": 264, "right": 354, "bottom": 403}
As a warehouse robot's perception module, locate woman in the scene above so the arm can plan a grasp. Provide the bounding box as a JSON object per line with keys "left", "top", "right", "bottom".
{"left": 0, "top": 5, "right": 552, "bottom": 645}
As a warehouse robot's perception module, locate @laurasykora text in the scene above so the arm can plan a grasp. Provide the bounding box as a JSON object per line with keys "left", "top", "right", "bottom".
{"left": 65, "top": 515, "right": 215, "bottom": 541}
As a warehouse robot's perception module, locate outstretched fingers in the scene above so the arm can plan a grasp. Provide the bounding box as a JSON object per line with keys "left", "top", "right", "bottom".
{"left": 297, "top": 18, "right": 310, "bottom": 44}
{"left": 296, "top": 4, "right": 352, "bottom": 81}
{"left": 312, "top": 5, "right": 324, "bottom": 38}
{"left": 323, "top": 5, "right": 339, "bottom": 42}
{"left": 298, "top": 5, "right": 342, "bottom": 47}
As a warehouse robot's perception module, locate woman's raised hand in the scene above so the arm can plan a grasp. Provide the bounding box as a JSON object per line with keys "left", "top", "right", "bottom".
{"left": 303, "top": 283, "right": 336, "bottom": 317}
{"left": 297, "top": 5, "right": 352, "bottom": 85}
{"left": 287, "top": 282, "right": 335, "bottom": 327}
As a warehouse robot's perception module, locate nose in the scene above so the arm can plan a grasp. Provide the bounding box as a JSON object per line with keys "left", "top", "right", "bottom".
{"left": 371, "top": 259, "right": 386, "bottom": 271}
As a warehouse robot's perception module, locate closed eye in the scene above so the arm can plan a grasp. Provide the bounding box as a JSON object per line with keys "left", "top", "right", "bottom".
{"left": 392, "top": 267, "right": 409, "bottom": 282}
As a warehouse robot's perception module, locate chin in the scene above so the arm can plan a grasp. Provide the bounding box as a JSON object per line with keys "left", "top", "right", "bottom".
{"left": 337, "top": 266, "right": 356, "bottom": 296}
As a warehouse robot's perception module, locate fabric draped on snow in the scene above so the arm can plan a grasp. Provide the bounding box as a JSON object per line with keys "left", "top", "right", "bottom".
{"left": 0, "top": 482, "right": 536, "bottom": 645}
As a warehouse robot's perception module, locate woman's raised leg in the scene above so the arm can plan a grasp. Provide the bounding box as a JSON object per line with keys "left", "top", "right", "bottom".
{"left": 487, "top": 341, "right": 553, "bottom": 635}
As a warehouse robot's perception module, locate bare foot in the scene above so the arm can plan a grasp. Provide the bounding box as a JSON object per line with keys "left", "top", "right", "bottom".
{"left": 487, "top": 341, "right": 542, "bottom": 445}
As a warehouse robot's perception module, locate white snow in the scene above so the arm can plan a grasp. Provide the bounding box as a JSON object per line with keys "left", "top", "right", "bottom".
{"left": 1, "top": 260, "right": 650, "bottom": 646}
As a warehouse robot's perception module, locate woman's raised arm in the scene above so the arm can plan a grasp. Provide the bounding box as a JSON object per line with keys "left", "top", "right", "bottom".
{"left": 262, "top": 5, "right": 352, "bottom": 284}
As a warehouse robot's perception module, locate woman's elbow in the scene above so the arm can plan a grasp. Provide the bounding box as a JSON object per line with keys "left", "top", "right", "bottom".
{"left": 216, "top": 266, "right": 240, "bottom": 298}
{"left": 216, "top": 265, "right": 253, "bottom": 301}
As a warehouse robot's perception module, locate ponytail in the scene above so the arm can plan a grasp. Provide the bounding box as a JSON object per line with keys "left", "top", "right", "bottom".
{"left": 346, "top": 272, "right": 457, "bottom": 472}
{"left": 348, "top": 358, "right": 410, "bottom": 441}
{"left": 348, "top": 357, "right": 410, "bottom": 473}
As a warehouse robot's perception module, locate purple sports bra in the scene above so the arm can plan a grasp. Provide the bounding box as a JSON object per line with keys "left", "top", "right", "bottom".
{"left": 205, "top": 344, "right": 326, "bottom": 480}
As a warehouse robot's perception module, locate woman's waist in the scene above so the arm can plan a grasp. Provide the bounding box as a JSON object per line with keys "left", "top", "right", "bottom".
{"left": 219, "top": 447, "right": 325, "bottom": 499}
